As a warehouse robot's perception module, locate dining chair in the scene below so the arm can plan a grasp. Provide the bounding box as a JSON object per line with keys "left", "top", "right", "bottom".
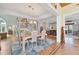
{"left": 31, "top": 31, "right": 38, "bottom": 48}
{"left": 40, "top": 30, "right": 47, "bottom": 45}
{"left": 22, "top": 36, "right": 30, "bottom": 52}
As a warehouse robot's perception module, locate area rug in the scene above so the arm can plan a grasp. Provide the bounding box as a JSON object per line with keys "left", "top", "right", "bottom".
{"left": 12, "top": 38, "right": 54, "bottom": 55}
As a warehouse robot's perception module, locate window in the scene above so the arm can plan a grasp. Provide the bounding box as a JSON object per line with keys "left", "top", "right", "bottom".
{"left": 0, "top": 17, "right": 7, "bottom": 33}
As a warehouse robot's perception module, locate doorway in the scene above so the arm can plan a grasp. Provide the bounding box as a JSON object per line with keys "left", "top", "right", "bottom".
{"left": 65, "top": 25, "right": 73, "bottom": 35}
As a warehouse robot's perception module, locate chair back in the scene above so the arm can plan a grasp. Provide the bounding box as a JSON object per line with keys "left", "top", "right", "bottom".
{"left": 41, "top": 30, "right": 46, "bottom": 40}
{"left": 31, "top": 31, "right": 38, "bottom": 42}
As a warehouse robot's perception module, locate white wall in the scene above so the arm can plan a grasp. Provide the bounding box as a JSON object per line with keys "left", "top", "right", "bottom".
{"left": 73, "top": 22, "right": 79, "bottom": 31}
{"left": 37, "top": 16, "right": 56, "bottom": 32}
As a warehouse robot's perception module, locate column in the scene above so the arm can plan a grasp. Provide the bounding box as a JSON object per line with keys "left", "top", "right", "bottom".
{"left": 56, "top": 16, "right": 61, "bottom": 43}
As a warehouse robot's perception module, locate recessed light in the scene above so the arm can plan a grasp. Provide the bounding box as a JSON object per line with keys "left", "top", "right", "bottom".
{"left": 32, "top": 8, "right": 34, "bottom": 10}
{"left": 28, "top": 5, "right": 32, "bottom": 8}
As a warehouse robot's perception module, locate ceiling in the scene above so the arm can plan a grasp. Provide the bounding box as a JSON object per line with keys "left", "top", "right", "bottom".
{"left": 0, "top": 3, "right": 57, "bottom": 20}
{"left": 51, "top": 3, "right": 70, "bottom": 8}
{"left": 65, "top": 13, "right": 79, "bottom": 22}
{"left": 62, "top": 3, "right": 79, "bottom": 15}
{"left": 60, "top": 3, "right": 70, "bottom": 7}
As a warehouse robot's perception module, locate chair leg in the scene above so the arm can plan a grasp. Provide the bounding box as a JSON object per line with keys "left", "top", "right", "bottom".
{"left": 41, "top": 39, "right": 45, "bottom": 45}
{"left": 36, "top": 42, "right": 38, "bottom": 47}
{"left": 32, "top": 42, "right": 34, "bottom": 49}
{"left": 27, "top": 42, "right": 29, "bottom": 48}
{"left": 41, "top": 40, "right": 43, "bottom": 45}
{"left": 34, "top": 42, "right": 37, "bottom": 47}
{"left": 44, "top": 39, "right": 46, "bottom": 44}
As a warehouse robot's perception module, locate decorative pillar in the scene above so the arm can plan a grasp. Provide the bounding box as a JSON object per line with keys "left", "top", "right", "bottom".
{"left": 56, "top": 3, "right": 65, "bottom": 43}
{"left": 56, "top": 16, "right": 61, "bottom": 43}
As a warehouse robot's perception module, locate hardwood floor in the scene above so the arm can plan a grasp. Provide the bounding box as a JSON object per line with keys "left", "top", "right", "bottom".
{"left": 1, "top": 34, "right": 79, "bottom": 55}
{"left": 41, "top": 35, "right": 79, "bottom": 55}
{"left": 55, "top": 35, "right": 79, "bottom": 55}
{"left": 40, "top": 43, "right": 60, "bottom": 55}
{"left": 40, "top": 35, "right": 60, "bottom": 55}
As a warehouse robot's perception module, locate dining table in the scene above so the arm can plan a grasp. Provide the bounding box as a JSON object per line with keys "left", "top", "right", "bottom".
{"left": 22, "top": 34, "right": 41, "bottom": 52}
{"left": 21, "top": 30, "right": 48, "bottom": 53}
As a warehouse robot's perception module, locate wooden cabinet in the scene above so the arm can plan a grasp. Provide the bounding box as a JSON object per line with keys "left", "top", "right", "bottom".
{"left": 0, "top": 32, "right": 7, "bottom": 40}
{"left": 46, "top": 30, "right": 56, "bottom": 36}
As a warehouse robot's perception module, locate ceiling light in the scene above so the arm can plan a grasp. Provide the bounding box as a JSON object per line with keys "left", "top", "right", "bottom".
{"left": 32, "top": 8, "right": 34, "bottom": 10}
{"left": 28, "top": 5, "right": 32, "bottom": 8}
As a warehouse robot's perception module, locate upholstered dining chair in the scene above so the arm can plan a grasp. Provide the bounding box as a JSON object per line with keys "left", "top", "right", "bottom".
{"left": 31, "top": 31, "right": 38, "bottom": 48}
{"left": 40, "top": 29, "right": 47, "bottom": 45}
